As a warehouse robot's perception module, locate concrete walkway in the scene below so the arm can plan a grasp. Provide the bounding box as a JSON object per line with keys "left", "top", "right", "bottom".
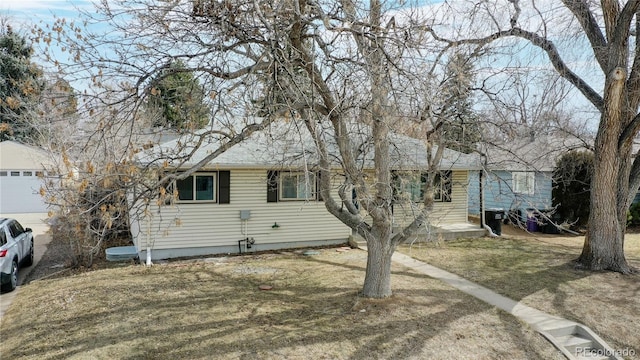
{"left": 385, "top": 250, "right": 621, "bottom": 360}
{"left": 391, "top": 251, "right": 571, "bottom": 331}
{"left": 0, "top": 213, "right": 51, "bottom": 321}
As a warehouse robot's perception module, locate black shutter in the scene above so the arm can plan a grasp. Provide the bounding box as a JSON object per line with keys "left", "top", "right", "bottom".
{"left": 391, "top": 171, "right": 399, "bottom": 203}
{"left": 443, "top": 170, "right": 452, "bottom": 202}
{"left": 391, "top": 170, "right": 398, "bottom": 214}
{"left": 267, "top": 170, "right": 279, "bottom": 202}
{"left": 420, "top": 172, "right": 428, "bottom": 201}
{"left": 316, "top": 171, "right": 323, "bottom": 201}
{"left": 218, "top": 171, "right": 230, "bottom": 204}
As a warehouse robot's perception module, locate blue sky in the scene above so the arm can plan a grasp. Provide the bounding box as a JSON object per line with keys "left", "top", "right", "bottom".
{"left": 1, "top": 0, "right": 105, "bottom": 88}
{"left": 1, "top": 0, "right": 600, "bottom": 130}
{"left": 0, "top": 0, "right": 92, "bottom": 25}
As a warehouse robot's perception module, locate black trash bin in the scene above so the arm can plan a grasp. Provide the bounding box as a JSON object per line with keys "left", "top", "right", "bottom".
{"left": 541, "top": 211, "right": 562, "bottom": 234}
{"left": 485, "top": 208, "right": 505, "bottom": 235}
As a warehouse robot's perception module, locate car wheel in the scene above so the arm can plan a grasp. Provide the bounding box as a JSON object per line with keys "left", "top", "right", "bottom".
{"left": 2, "top": 259, "right": 19, "bottom": 292}
{"left": 24, "top": 240, "right": 34, "bottom": 266}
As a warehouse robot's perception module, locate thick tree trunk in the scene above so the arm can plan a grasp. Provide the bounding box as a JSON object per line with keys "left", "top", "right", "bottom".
{"left": 362, "top": 233, "right": 395, "bottom": 298}
{"left": 577, "top": 68, "right": 632, "bottom": 273}
{"left": 579, "top": 158, "right": 632, "bottom": 273}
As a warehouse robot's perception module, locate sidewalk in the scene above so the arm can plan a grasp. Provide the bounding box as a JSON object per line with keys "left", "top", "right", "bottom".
{"left": 383, "top": 249, "right": 621, "bottom": 360}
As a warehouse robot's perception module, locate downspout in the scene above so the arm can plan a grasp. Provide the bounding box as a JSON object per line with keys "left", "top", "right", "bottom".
{"left": 145, "top": 210, "right": 152, "bottom": 266}
{"left": 480, "top": 155, "right": 498, "bottom": 237}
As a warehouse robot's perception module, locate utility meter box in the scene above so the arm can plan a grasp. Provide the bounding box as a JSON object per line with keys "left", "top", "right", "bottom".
{"left": 240, "top": 210, "right": 251, "bottom": 220}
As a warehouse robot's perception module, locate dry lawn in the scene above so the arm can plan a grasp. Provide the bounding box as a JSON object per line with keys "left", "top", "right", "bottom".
{"left": 398, "top": 226, "right": 640, "bottom": 360}
{"left": 0, "top": 247, "right": 564, "bottom": 360}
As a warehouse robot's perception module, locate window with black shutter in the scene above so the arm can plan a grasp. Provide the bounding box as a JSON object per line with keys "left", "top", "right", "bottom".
{"left": 163, "top": 171, "right": 231, "bottom": 204}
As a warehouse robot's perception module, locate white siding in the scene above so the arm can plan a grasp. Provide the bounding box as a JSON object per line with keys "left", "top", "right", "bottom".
{"left": 130, "top": 169, "right": 471, "bottom": 258}
{"left": 131, "top": 169, "right": 351, "bottom": 257}
{"left": 392, "top": 170, "right": 469, "bottom": 227}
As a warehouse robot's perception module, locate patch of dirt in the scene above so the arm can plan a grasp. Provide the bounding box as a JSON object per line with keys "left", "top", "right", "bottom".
{"left": 23, "top": 235, "right": 133, "bottom": 285}
{"left": 23, "top": 235, "right": 76, "bottom": 284}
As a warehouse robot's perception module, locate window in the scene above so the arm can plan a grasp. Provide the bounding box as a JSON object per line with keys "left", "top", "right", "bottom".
{"left": 280, "top": 172, "right": 316, "bottom": 200}
{"left": 23, "top": 171, "right": 33, "bottom": 176}
{"left": 393, "top": 170, "right": 452, "bottom": 203}
{"left": 512, "top": 172, "right": 535, "bottom": 195}
{"left": 397, "top": 173, "right": 425, "bottom": 202}
{"left": 0, "top": 229, "right": 6, "bottom": 246}
{"left": 176, "top": 173, "right": 216, "bottom": 202}
{"left": 433, "top": 171, "right": 452, "bottom": 202}
{"left": 8, "top": 221, "right": 24, "bottom": 238}
{"left": 165, "top": 171, "right": 230, "bottom": 204}
{"left": 267, "top": 170, "right": 321, "bottom": 202}
{"left": 0, "top": 171, "right": 6, "bottom": 176}
{"left": 10, "top": 171, "right": 20, "bottom": 176}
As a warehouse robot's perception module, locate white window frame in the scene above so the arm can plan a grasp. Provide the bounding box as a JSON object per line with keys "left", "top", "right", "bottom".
{"left": 174, "top": 172, "right": 217, "bottom": 203}
{"left": 512, "top": 171, "right": 535, "bottom": 195}
{"left": 433, "top": 173, "right": 447, "bottom": 202}
{"left": 397, "top": 173, "right": 424, "bottom": 202}
{"left": 396, "top": 172, "right": 449, "bottom": 203}
{"left": 279, "top": 172, "right": 316, "bottom": 201}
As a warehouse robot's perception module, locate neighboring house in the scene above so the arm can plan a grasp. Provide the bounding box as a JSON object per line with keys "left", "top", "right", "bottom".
{"left": 0, "top": 141, "right": 53, "bottom": 215}
{"left": 129, "top": 123, "right": 482, "bottom": 260}
{"left": 468, "top": 135, "right": 586, "bottom": 224}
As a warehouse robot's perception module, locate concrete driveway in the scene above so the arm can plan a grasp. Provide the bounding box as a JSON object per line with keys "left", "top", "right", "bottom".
{"left": 0, "top": 213, "right": 51, "bottom": 321}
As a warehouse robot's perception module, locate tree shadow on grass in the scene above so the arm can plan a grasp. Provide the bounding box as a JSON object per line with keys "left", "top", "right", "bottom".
{"left": 1, "top": 253, "right": 560, "bottom": 360}
{"left": 399, "top": 237, "right": 640, "bottom": 357}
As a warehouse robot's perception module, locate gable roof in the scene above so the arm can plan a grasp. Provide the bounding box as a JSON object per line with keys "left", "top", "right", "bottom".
{"left": 479, "top": 134, "right": 589, "bottom": 172}
{"left": 0, "top": 141, "right": 53, "bottom": 170}
{"left": 139, "top": 121, "right": 481, "bottom": 171}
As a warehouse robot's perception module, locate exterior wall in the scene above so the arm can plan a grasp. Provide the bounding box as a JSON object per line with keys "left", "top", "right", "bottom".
{"left": 391, "top": 170, "right": 470, "bottom": 228}
{"left": 468, "top": 170, "right": 553, "bottom": 221}
{"left": 131, "top": 169, "right": 351, "bottom": 260}
{"left": 0, "top": 170, "right": 49, "bottom": 214}
{"left": 0, "top": 142, "right": 53, "bottom": 214}
{"left": 131, "top": 169, "right": 474, "bottom": 260}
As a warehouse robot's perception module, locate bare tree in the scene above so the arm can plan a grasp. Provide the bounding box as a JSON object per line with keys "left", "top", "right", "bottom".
{"left": 430, "top": 0, "right": 640, "bottom": 273}
{"left": 35, "top": 0, "right": 480, "bottom": 297}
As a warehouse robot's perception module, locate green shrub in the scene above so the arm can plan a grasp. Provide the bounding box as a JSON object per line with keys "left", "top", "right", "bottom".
{"left": 552, "top": 150, "right": 593, "bottom": 229}
{"left": 628, "top": 202, "right": 640, "bottom": 226}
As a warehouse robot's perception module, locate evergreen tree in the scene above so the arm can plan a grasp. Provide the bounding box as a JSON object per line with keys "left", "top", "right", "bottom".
{"left": 145, "top": 61, "right": 210, "bottom": 131}
{"left": 439, "top": 52, "right": 481, "bottom": 154}
{"left": 552, "top": 150, "right": 594, "bottom": 228}
{"left": 0, "top": 24, "right": 43, "bottom": 142}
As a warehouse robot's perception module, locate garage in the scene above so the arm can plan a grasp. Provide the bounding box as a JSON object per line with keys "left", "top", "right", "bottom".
{"left": 0, "top": 141, "right": 52, "bottom": 215}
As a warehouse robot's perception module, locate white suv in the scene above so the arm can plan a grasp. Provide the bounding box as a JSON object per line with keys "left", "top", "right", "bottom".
{"left": 0, "top": 218, "right": 34, "bottom": 292}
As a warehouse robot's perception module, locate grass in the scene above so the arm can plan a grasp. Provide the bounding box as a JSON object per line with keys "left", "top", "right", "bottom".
{"left": 0, "top": 247, "right": 564, "bottom": 360}
{"left": 398, "top": 226, "right": 640, "bottom": 359}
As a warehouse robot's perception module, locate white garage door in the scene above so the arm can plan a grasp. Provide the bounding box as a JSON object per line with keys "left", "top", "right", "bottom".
{"left": 0, "top": 170, "right": 48, "bottom": 214}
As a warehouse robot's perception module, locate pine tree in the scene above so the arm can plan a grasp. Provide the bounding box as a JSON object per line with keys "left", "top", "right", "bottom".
{"left": 0, "top": 24, "right": 43, "bottom": 142}
{"left": 145, "top": 61, "right": 210, "bottom": 131}
{"left": 439, "top": 52, "right": 481, "bottom": 154}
